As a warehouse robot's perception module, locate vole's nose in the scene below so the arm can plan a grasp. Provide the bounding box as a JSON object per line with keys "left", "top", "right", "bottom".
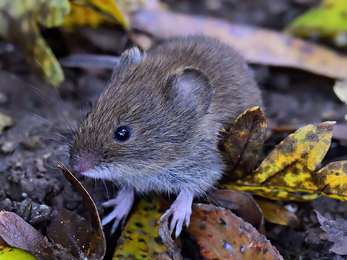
{"left": 70, "top": 153, "right": 101, "bottom": 174}
{"left": 72, "top": 160, "right": 92, "bottom": 173}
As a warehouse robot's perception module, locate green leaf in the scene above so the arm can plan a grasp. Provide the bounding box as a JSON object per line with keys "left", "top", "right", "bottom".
{"left": 288, "top": 0, "right": 347, "bottom": 38}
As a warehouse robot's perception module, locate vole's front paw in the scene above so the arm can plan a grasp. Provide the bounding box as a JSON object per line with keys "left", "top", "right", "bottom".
{"left": 102, "top": 186, "right": 134, "bottom": 233}
{"left": 159, "top": 189, "right": 194, "bottom": 238}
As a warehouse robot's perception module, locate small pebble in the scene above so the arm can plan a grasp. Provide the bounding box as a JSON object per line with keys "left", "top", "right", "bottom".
{"left": 1, "top": 141, "right": 14, "bottom": 153}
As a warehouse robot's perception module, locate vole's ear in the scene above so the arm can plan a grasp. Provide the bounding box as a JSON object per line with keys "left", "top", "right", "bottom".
{"left": 111, "top": 46, "right": 145, "bottom": 81}
{"left": 165, "top": 68, "right": 213, "bottom": 115}
{"left": 119, "top": 46, "right": 144, "bottom": 66}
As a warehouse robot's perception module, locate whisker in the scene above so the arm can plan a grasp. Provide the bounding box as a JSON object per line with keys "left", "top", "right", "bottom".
{"left": 14, "top": 75, "right": 75, "bottom": 135}
{"left": 26, "top": 112, "right": 66, "bottom": 133}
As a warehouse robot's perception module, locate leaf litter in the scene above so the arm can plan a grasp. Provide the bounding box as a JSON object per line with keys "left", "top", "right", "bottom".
{"left": 2, "top": 2, "right": 344, "bottom": 258}
{"left": 316, "top": 210, "right": 347, "bottom": 256}
{"left": 0, "top": 164, "right": 106, "bottom": 260}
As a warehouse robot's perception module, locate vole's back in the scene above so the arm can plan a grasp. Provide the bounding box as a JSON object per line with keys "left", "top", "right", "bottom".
{"left": 149, "top": 36, "right": 262, "bottom": 128}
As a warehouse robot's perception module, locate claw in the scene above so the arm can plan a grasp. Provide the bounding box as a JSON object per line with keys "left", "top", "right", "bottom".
{"left": 159, "top": 189, "right": 194, "bottom": 238}
{"left": 102, "top": 186, "right": 134, "bottom": 233}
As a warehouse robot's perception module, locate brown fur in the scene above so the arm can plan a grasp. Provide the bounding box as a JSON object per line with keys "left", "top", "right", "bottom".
{"left": 69, "top": 36, "right": 262, "bottom": 196}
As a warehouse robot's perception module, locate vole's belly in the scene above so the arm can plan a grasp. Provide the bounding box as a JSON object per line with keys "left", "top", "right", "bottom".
{"left": 122, "top": 154, "right": 224, "bottom": 196}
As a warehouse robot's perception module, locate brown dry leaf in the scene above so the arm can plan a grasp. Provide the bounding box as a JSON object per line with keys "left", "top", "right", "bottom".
{"left": 207, "top": 190, "right": 265, "bottom": 233}
{"left": 47, "top": 209, "right": 101, "bottom": 259}
{"left": 0, "top": 211, "right": 54, "bottom": 259}
{"left": 221, "top": 106, "right": 266, "bottom": 181}
{"left": 131, "top": 10, "right": 347, "bottom": 81}
{"left": 0, "top": 113, "right": 13, "bottom": 135}
{"left": 187, "top": 204, "right": 283, "bottom": 260}
{"left": 58, "top": 163, "right": 106, "bottom": 260}
{"left": 255, "top": 200, "right": 299, "bottom": 228}
{"left": 316, "top": 210, "right": 347, "bottom": 255}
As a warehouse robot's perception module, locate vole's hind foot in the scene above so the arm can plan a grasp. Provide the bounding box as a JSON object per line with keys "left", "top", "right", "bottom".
{"left": 159, "top": 189, "right": 194, "bottom": 238}
{"left": 102, "top": 186, "right": 134, "bottom": 233}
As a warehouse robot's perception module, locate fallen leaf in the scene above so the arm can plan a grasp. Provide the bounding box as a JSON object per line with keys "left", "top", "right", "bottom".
{"left": 247, "top": 121, "right": 334, "bottom": 185}
{"left": 0, "top": 244, "right": 37, "bottom": 260}
{"left": 131, "top": 10, "right": 347, "bottom": 80}
{"left": 63, "top": 0, "right": 129, "bottom": 29}
{"left": 0, "top": 211, "right": 54, "bottom": 258}
{"left": 0, "top": 113, "right": 13, "bottom": 135}
{"left": 113, "top": 195, "right": 169, "bottom": 260}
{"left": 222, "top": 106, "right": 267, "bottom": 180}
{"left": 0, "top": 1, "right": 67, "bottom": 86}
{"left": 207, "top": 190, "right": 265, "bottom": 233}
{"left": 312, "top": 161, "right": 347, "bottom": 201}
{"left": 47, "top": 209, "right": 100, "bottom": 259}
{"left": 224, "top": 122, "right": 335, "bottom": 202}
{"left": 288, "top": 0, "right": 347, "bottom": 39}
{"left": 187, "top": 203, "right": 283, "bottom": 260}
{"left": 255, "top": 200, "right": 299, "bottom": 228}
{"left": 58, "top": 163, "right": 106, "bottom": 260}
{"left": 316, "top": 210, "right": 347, "bottom": 255}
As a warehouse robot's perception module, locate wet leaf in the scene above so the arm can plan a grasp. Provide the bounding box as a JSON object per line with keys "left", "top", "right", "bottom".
{"left": 0, "top": 0, "right": 68, "bottom": 86}
{"left": 0, "top": 113, "right": 13, "bottom": 135}
{"left": 0, "top": 211, "right": 54, "bottom": 258}
{"left": 255, "top": 200, "right": 299, "bottom": 228}
{"left": 316, "top": 210, "right": 347, "bottom": 255}
{"left": 47, "top": 209, "right": 99, "bottom": 259}
{"left": 58, "top": 163, "right": 106, "bottom": 260}
{"left": 288, "top": 0, "right": 347, "bottom": 39}
{"left": 63, "top": 0, "right": 129, "bottom": 29}
{"left": 207, "top": 190, "right": 265, "bottom": 232}
{"left": 131, "top": 10, "right": 347, "bottom": 81}
{"left": 187, "top": 204, "right": 283, "bottom": 260}
{"left": 222, "top": 106, "right": 266, "bottom": 180}
{"left": 113, "top": 195, "right": 168, "bottom": 260}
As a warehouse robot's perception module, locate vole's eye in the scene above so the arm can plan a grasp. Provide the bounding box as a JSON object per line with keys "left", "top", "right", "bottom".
{"left": 113, "top": 126, "right": 131, "bottom": 142}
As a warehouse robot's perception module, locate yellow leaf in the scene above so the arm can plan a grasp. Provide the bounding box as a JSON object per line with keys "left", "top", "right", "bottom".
{"left": 34, "top": 0, "right": 70, "bottom": 27}
{"left": 113, "top": 195, "right": 167, "bottom": 259}
{"left": 224, "top": 121, "right": 335, "bottom": 201}
{"left": 255, "top": 199, "right": 299, "bottom": 227}
{"left": 14, "top": 13, "right": 64, "bottom": 86}
{"left": 243, "top": 121, "right": 335, "bottom": 187}
{"left": 0, "top": 245, "right": 37, "bottom": 260}
{"left": 0, "top": 0, "right": 69, "bottom": 86}
{"left": 63, "top": 0, "right": 129, "bottom": 29}
{"left": 0, "top": 0, "right": 37, "bottom": 18}
{"left": 224, "top": 184, "right": 318, "bottom": 202}
{"left": 313, "top": 161, "right": 347, "bottom": 201}
{"left": 288, "top": 0, "right": 347, "bottom": 38}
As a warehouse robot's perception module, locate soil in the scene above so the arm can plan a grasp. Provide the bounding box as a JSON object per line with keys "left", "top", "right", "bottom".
{"left": 1, "top": 0, "right": 347, "bottom": 259}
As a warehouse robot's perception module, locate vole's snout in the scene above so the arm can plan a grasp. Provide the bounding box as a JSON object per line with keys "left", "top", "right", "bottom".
{"left": 69, "top": 152, "right": 102, "bottom": 174}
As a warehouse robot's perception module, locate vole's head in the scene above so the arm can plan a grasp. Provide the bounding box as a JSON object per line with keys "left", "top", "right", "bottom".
{"left": 69, "top": 46, "right": 214, "bottom": 186}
